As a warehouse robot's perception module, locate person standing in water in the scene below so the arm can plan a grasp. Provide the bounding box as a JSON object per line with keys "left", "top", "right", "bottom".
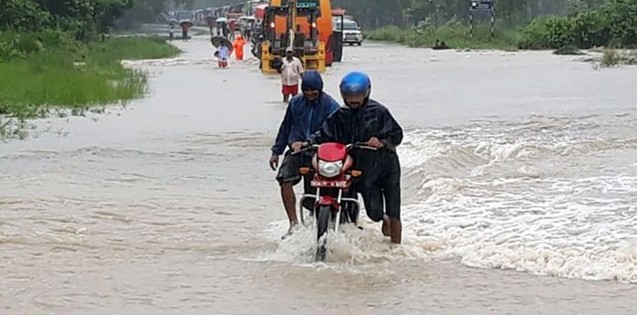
{"left": 217, "top": 43, "right": 230, "bottom": 68}
{"left": 232, "top": 35, "right": 246, "bottom": 61}
{"left": 280, "top": 47, "right": 304, "bottom": 103}
{"left": 181, "top": 23, "right": 189, "bottom": 42}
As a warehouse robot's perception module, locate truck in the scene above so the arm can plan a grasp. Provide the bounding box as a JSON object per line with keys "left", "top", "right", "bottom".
{"left": 259, "top": 0, "right": 334, "bottom": 74}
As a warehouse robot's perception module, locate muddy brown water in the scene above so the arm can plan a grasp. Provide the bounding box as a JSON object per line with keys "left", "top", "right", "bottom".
{"left": 1, "top": 37, "right": 636, "bottom": 314}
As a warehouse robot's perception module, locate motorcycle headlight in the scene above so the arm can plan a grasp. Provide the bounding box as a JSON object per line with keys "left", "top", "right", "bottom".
{"left": 318, "top": 160, "right": 343, "bottom": 178}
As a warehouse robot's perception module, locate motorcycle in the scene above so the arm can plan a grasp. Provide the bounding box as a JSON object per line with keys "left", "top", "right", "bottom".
{"left": 295, "top": 142, "right": 376, "bottom": 261}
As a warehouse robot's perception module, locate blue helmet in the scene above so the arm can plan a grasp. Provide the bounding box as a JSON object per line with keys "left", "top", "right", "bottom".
{"left": 301, "top": 70, "right": 324, "bottom": 91}
{"left": 339, "top": 71, "right": 371, "bottom": 104}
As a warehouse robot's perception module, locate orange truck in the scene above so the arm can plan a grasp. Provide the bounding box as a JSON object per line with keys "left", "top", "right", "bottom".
{"left": 260, "top": 0, "right": 334, "bottom": 73}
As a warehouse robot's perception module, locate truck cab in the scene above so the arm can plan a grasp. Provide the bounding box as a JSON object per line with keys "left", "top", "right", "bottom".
{"left": 259, "top": 0, "right": 333, "bottom": 73}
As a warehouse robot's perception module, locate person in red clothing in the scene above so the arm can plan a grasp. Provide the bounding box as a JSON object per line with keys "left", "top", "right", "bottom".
{"left": 181, "top": 23, "right": 189, "bottom": 42}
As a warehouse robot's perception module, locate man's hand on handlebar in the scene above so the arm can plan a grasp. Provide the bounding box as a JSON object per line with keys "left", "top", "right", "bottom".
{"left": 291, "top": 141, "right": 304, "bottom": 153}
{"left": 367, "top": 137, "right": 385, "bottom": 149}
{"left": 347, "top": 142, "right": 378, "bottom": 151}
{"left": 290, "top": 142, "right": 315, "bottom": 155}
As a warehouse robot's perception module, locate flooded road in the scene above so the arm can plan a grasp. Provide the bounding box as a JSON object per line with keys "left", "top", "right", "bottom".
{"left": 2, "top": 36, "right": 637, "bottom": 314}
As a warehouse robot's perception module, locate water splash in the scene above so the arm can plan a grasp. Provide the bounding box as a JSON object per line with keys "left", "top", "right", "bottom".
{"left": 250, "top": 217, "right": 440, "bottom": 271}
{"left": 398, "top": 113, "right": 637, "bottom": 283}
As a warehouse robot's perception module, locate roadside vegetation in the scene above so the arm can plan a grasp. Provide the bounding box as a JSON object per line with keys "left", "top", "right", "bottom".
{"left": 597, "top": 49, "right": 637, "bottom": 67}
{"left": 0, "top": 33, "right": 179, "bottom": 119}
{"left": 364, "top": 0, "right": 637, "bottom": 51}
{"left": 365, "top": 23, "right": 521, "bottom": 50}
{"left": 0, "top": 0, "right": 181, "bottom": 138}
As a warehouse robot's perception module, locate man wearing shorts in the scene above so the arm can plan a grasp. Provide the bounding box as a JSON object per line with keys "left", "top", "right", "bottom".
{"left": 269, "top": 71, "right": 340, "bottom": 238}
{"left": 280, "top": 47, "right": 304, "bottom": 103}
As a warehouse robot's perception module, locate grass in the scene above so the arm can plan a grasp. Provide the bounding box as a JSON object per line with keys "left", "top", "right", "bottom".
{"left": 600, "top": 48, "right": 621, "bottom": 67}
{"left": 597, "top": 49, "right": 637, "bottom": 67}
{"left": 86, "top": 36, "right": 181, "bottom": 61}
{"left": 0, "top": 36, "right": 180, "bottom": 121}
{"left": 365, "top": 23, "right": 522, "bottom": 51}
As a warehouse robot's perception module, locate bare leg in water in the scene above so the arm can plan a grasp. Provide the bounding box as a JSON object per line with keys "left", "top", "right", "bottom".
{"left": 382, "top": 216, "right": 402, "bottom": 244}
{"left": 280, "top": 183, "right": 298, "bottom": 238}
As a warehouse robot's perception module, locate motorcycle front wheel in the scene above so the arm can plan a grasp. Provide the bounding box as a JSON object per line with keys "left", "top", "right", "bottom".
{"left": 315, "top": 205, "right": 331, "bottom": 261}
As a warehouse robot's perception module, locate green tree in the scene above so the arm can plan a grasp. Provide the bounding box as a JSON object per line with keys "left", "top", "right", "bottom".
{"left": 93, "top": 0, "right": 134, "bottom": 33}
{"left": 0, "top": 0, "right": 52, "bottom": 31}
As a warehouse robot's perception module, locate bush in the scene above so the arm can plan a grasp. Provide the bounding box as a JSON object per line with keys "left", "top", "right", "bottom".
{"left": 520, "top": 0, "right": 637, "bottom": 49}
{"left": 366, "top": 25, "right": 409, "bottom": 43}
{"left": 601, "top": 48, "right": 621, "bottom": 67}
{"left": 519, "top": 16, "right": 574, "bottom": 49}
{"left": 571, "top": 10, "right": 612, "bottom": 48}
{"left": 366, "top": 22, "right": 520, "bottom": 50}
{"left": 605, "top": 0, "right": 637, "bottom": 47}
{"left": 0, "top": 30, "right": 79, "bottom": 60}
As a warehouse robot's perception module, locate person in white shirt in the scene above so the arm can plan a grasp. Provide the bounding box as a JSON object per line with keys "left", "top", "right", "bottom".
{"left": 280, "top": 47, "right": 304, "bottom": 103}
{"left": 217, "top": 43, "right": 230, "bottom": 68}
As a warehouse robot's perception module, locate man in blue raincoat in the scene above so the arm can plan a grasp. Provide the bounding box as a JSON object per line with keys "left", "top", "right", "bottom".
{"left": 269, "top": 71, "right": 340, "bottom": 238}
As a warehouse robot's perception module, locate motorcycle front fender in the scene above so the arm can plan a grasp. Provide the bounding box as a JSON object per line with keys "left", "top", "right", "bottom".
{"left": 318, "top": 195, "right": 341, "bottom": 209}
{"left": 318, "top": 195, "right": 334, "bottom": 206}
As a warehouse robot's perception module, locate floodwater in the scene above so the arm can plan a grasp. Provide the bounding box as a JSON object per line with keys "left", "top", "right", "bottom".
{"left": 1, "top": 36, "right": 637, "bottom": 314}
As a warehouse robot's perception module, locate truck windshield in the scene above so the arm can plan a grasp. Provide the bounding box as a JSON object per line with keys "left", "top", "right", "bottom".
{"left": 335, "top": 21, "right": 358, "bottom": 31}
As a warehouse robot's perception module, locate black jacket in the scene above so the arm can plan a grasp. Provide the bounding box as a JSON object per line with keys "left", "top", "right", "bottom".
{"left": 308, "top": 99, "right": 403, "bottom": 152}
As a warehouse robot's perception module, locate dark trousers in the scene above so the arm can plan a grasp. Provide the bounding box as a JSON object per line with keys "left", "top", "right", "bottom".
{"left": 355, "top": 150, "right": 402, "bottom": 221}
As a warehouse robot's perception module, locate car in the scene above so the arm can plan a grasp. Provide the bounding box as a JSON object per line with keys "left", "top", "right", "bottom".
{"left": 333, "top": 18, "right": 363, "bottom": 46}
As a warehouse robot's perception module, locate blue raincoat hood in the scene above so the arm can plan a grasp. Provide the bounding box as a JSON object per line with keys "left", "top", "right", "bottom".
{"left": 301, "top": 70, "right": 324, "bottom": 91}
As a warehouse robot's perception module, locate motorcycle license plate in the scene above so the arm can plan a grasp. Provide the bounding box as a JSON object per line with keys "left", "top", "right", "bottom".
{"left": 311, "top": 180, "right": 349, "bottom": 188}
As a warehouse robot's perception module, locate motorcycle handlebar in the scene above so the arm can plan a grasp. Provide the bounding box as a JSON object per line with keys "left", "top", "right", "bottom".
{"left": 291, "top": 142, "right": 378, "bottom": 155}
{"left": 346, "top": 142, "right": 378, "bottom": 151}
{"left": 290, "top": 144, "right": 319, "bottom": 155}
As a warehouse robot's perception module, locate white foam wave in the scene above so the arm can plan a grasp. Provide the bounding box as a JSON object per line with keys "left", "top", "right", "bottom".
{"left": 397, "top": 113, "right": 637, "bottom": 283}
{"left": 458, "top": 240, "right": 637, "bottom": 282}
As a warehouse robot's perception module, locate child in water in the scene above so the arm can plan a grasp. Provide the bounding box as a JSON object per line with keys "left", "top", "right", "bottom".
{"left": 216, "top": 43, "right": 230, "bottom": 68}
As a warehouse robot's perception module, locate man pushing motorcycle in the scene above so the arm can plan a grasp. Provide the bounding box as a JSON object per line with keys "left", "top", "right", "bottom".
{"left": 270, "top": 70, "right": 341, "bottom": 238}
{"left": 302, "top": 71, "right": 404, "bottom": 244}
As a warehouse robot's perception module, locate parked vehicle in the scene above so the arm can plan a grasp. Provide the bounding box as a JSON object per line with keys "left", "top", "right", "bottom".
{"left": 333, "top": 18, "right": 363, "bottom": 46}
